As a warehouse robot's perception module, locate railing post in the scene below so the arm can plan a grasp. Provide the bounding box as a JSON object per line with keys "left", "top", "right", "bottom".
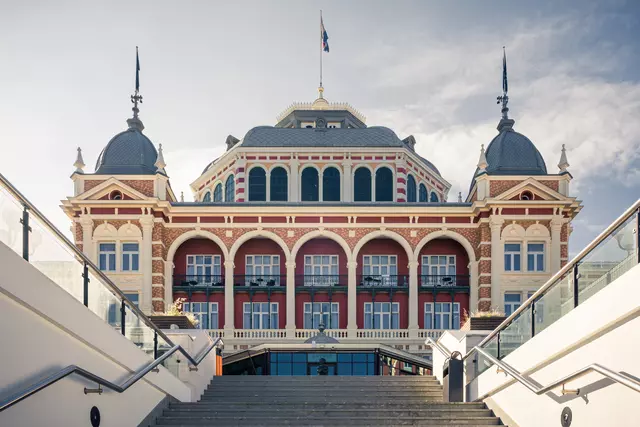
{"left": 496, "top": 331, "right": 501, "bottom": 360}
{"left": 531, "top": 300, "right": 536, "bottom": 338}
{"left": 573, "top": 264, "right": 580, "bottom": 308}
{"left": 82, "top": 262, "right": 89, "bottom": 307}
{"left": 20, "top": 205, "right": 30, "bottom": 261}
{"left": 153, "top": 332, "right": 158, "bottom": 359}
{"left": 120, "top": 299, "right": 126, "bottom": 336}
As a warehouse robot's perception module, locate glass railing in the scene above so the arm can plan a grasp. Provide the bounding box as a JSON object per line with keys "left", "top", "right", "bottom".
{"left": 0, "top": 172, "right": 179, "bottom": 362}
{"left": 469, "top": 200, "right": 639, "bottom": 380}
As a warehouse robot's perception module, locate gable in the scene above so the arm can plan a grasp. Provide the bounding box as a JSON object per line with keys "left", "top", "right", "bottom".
{"left": 76, "top": 178, "right": 150, "bottom": 201}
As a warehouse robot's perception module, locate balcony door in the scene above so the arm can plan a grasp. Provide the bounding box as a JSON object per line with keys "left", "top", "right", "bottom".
{"left": 362, "top": 255, "right": 397, "bottom": 286}
{"left": 245, "top": 255, "right": 280, "bottom": 286}
{"left": 421, "top": 255, "right": 456, "bottom": 286}
{"left": 303, "top": 255, "right": 338, "bottom": 286}
{"left": 186, "top": 255, "right": 222, "bottom": 285}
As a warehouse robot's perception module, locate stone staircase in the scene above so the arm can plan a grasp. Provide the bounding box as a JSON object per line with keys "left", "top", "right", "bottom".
{"left": 154, "top": 376, "right": 502, "bottom": 426}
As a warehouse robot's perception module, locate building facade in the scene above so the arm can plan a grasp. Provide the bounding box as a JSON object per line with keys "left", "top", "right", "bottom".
{"left": 63, "top": 86, "right": 582, "bottom": 355}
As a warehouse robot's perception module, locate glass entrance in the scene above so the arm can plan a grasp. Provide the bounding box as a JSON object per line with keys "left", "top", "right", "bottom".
{"left": 308, "top": 363, "right": 337, "bottom": 375}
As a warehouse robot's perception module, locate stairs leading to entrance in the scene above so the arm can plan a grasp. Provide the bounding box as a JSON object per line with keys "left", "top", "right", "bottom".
{"left": 154, "top": 376, "right": 502, "bottom": 426}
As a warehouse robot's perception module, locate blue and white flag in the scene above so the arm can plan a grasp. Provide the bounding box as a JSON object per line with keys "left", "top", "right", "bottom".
{"left": 321, "top": 17, "right": 329, "bottom": 53}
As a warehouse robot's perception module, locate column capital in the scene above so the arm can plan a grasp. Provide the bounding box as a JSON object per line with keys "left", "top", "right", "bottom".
{"left": 550, "top": 217, "right": 564, "bottom": 230}
{"left": 408, "top": 261, "right": 419, "bottom": 268}
{"left": 224, "top": 261, "right": 235, "bottom": 268}
{"left": 139, "top": 215, "right": 154, "bottom": 229}
{"left": 342, "top": 159, "right": 353, "bottom": 167}
{"left": 285, "top": 261, "right": 296, "bottom": 269}
{"left": 79, "top": 215, "right": 94, "bottom": 228}
{"left": 347, "top": 261, "right": 358, "bottom": 269}
{"left": 489, "top": 217, "right": 504, "bottom": 230}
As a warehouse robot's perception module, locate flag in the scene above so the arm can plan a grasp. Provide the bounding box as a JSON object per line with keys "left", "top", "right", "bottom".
{"left": 135, "top": 47, "right": 140, "bottom": 92}
{"left": 502, "top": 49, "right": 508, "bottom": 94}
{"left": 321, "top": 17, "right": 329, "bottom": 53}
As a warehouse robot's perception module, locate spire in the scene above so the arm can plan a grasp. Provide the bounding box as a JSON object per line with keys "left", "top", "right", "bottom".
{"left": 477, "top": 144, "right": 488, "bottom": 172}
{"left": 127, "top": 46, "right": 145, "bottom": 132}
{"left": 155, "top": 143, "right": 166, "bottom": 173}
{"left": 73, "top": 147, "right": 85, "bottom": 173}
{"left": 558, "top": 144, "right": 570, "bottom": 172}
{"left": 457, "top": 192, "right": 462, "bottom": 203}
{"left": 496, "top": 47, "right": 515, "bottom": 132}
{"left": 180, "top": 191, "right": 184, "bottom": 202}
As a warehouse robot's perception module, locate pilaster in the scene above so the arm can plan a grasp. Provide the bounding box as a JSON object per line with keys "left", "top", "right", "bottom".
{"left": 235, "top": 157, "right": 247, "bottom": 202}
{"left": 550, "top": 217, "right": 563, "bottom": 274}
{"left": 342, "top": 158, "right": 353, "bottom": 202}
{"left": 290, "top": 157, "right": 300, "bottom": 202}
{"left": 347, "top": 261, "right": 358, "bottom": 335}
{"left": 489, "top": 216, "right": 505, "bottom": 310}
{"left": 286, "top": 261, "right": 296, "bottom": 332}
{"left": 139, "top": 215, "right": 154, "bottom": 313}
{"left": 79, "top": 215, "right": 94, "bottom": 261}
{"left": 408, "top": 260, "right": 419, "bottom": 337}
{"left": 224, "top": 261, "right": 235, "bottom": 331}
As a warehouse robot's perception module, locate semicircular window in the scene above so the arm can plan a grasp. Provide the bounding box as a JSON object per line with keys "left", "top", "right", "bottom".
{"left": 301, "top": 167, "right": 319, "bottom": 201}
{"left": 430, "top": 191, "right": 439, "bottom": 203}
{"left": 213, "top": 183, "right": 223, "bottom": 202}
{"left": 407, "top": 175, "right": 417, "bottom": 202}
{"left": 248, "top": 167, "right": 266, "bottom": 201}
{"left": 270, "top": 167, "right": 288, "bottom": 201}
{"left": 354, "top": 167, "right": 372, "bottom": 201}
{"left": 225, "top": 175, "right": 235, "bottom": 202}
{"left": 323, "top": 167, "right": 341, "bottom": 201}
{"left": 202, "top": 191, "right": 211, "bottom": 203}
{"left": 375, "top": 167, "right": 393, "bottom": 201}
{"left": 419, "top": 184, "right": 428, "bottom": 202}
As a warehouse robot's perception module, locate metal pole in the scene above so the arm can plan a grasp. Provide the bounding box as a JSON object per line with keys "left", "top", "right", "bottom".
{"left": 83, "top": 262, "right": 89, "bottom": 307}
{"left": 497, "top": 331, "right": 501, "bottom": 360}
{"left": 319, "top": 10, "right": 322, "bottom": 89}
{"left": 531, "top": 300, "right": 535, "bottom": 338}
{"left": 120, "top": 299, "right": 126, "bottom": 336}
{"left": 153, "top": 332, "right": 158, "bottom": 359}
{"left": 636, "top": 208, "right": 640, "bottom": 264}
{"left": 573, "top": 264, "right": 579, "bottom": 308}
{"left": 21, "top": 206, "right": 29, "bottom": 261}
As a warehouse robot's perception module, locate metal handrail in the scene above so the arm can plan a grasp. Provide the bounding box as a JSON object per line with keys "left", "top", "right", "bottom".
{"left": 0, "top": 172, "right": 176, "bottom": 348}
{"left": 474, "top": 198, "right": 640, "bottom": 351}
{"left": 0, "top": 337, "right": 223, "bottom": 413}
{"left": 473, "top": 346, "right": 640, "bottom": 397}
{"left": 425, "top": 337, "right": 452, "bottom": 358}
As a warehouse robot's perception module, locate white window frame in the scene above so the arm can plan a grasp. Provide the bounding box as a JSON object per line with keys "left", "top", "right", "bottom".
{"left": 527, "top": 242, "right": 545, "bottom": 272}
{"left": 504, "top": 292, "right": 522, "bottom": 317}
{"left": 98, "top": 242, "right": 117, "bottom": 272}
{"left": 186, "top": 254, "right": 222, "bottom": 285}
{"left": 245, "top": 255, "right": 280, "bottom": 286}
{"left": 303, "top": 255, "right": 339, "bottom": 286}
{"left": 424, "top": 302, "right": 460, "bottom": 330}
{"left": 243, "top": 302, "right": 278, "bottom": 329}
{"left": 421, "top": 255, "right": 456, "bottom": 286}
{"left": 364, "top": 302, "right": 400, "bottom": 329}
{"left": 303, "top": 302, "right": 339, "bottom": 329}
{"left": 121, "top": 242, "right": 140, "bottom": 272}
{"left": 362, "top": 255, "right": 398, "bottom": 286}
{"left": 504, "top": 243, "right": 522, "bottom": 272}
{"left": 183, "top": 302, "right": 218, "bottom": 329}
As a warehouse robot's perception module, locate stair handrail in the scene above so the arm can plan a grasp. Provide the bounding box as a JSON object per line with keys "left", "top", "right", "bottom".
{"left": 0, "top": 337, "right": 223, "bottom": 413}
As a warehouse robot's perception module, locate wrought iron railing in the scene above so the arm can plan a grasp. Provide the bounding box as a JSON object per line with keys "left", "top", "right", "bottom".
{"left": 234, "top": 274, "right": 285, "bottom": 287}
{"left": 358, "top": 274, "right": 408, "bottom": 287}
{"left": 419, "top": 275, "right": 470, "bottom": 287}
{"left": 173, "top": 274, "right": 224, "bottom": 287}
{"left": 297, "top": 274, "right": 347, "bottom": 287}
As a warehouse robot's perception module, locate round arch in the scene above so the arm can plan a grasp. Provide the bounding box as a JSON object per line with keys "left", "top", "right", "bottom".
{"left": 290, "top": 229, "right": 353, "bottom": 263}
{"left": 353, "top": 230, "right": 414, "bottom": 264}
{"left": 228, "top": 229, "right": 292, "bottom": 262}
{"left": 413, "top": 230, "right": 477, "bottom": 264}
{"left": 166, "top": 229, "right": 230, "bottom": 265}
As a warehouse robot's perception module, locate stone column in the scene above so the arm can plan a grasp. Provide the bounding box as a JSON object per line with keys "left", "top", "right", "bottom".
{"left": 342, "top": 159, "right": 353, "bottom": 202}
{"left": 290, "top": 157, "right": 300, "bottom": 202}
{"left": 265, "top": 170, "right": 271, "bottom": 201}
{"left": 139, "top": 215, "right": 154, "bottom": 313}
{"left": 468, "top": 260, "right": 479, "bottom": 312}
{"left": 286, "top": 261, "right": 296, "bottom": 333}
{"left": 235, "top": 158, "right": 247, "bottom": 202}
{"left": 164, "top": 260, "right": 173, "bottom": 312}
{"left": 550, "top": 217, "right": 563, "bottom": 274}
{"left": 489, "top": 217, "right": 505, "bottom": 310}
{"left": 408, "top": 260, "right": 419, "bottom": 336}
{"left": 79, "top": 215, "right": 94, "bottom": 261}
{"left": 347, "top": 261, "right": 358, "bottom": 335}
{"left": 395, "top": 158, "right": 406, "bottom": 202}
{"left": 224, "top": 261, "right": 235, "bottom": 331}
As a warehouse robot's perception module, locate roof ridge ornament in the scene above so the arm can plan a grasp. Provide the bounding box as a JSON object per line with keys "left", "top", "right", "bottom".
{"left": 477, "top": 144, "right": 488, "bottom": 172}
{"left": 155, "top": 143, "right": 167, "bottom": 173}
{"left": 73, "top": 147, "right": 85, "bottom": 173}
{"left": 127, "top": 46, "right": 145, "bottom": 132}
{"left": 496, "top": 47, "right": 515, "bottom": 132}
{"left": 558, "top": 144, "right": 570, "bottom": 172}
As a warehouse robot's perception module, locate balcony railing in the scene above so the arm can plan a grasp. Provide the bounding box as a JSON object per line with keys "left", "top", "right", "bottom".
{"left": 234, "top": 275, "right": 285, "bottom": 287}
{"left": 356, "top": 329, "right": 410, "bottom": 339}
{"left": 173, "top": 274, "right": 224, "bottom": 287}
{"left": 295, "top": 329, "right": 349, "bottom": 339}
{"left": 358, "top": 275, "right": 408, "bottom": 287}
{"left": 420, "top": 275, "right": 470, "bottom": 288}
{"left": 297, "top": 274, "right": 347, "bottom": 287}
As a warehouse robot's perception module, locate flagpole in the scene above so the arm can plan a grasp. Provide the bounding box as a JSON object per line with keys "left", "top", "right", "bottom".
{"left": 319, "top": 10, "right": 323, "bottom": 92}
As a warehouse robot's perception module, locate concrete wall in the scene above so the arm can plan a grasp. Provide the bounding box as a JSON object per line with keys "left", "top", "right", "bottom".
{"left": 467, "top": 263, "right": 640, "bottom": 427}
{"left": 0, "top": 242, "right": 194, "bottom": 427}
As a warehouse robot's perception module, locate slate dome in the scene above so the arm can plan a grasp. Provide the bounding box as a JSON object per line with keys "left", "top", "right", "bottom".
{"left": 95, "top": 120, "right": 159, "bottom": 175}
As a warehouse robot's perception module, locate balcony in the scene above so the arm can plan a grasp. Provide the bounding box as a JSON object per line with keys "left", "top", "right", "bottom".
{"left": 296, "top": 274, "right": 347, "bottom": 288}
{"left": 358, "top": 275, "right": 409, "bottom": 288}
{"left": 173, "top": 274, "right": 224, "bottom": 288}
{"left": 419, "top": 275, "right": 470, "bottom": 288}
{"left": 234, "top": 274, "right": 285, "bottom": 291}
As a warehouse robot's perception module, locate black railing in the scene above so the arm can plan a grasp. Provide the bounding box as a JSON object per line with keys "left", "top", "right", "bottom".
{"left": 234, "top": 274, "right": 285, "bottom": 287}
{"left": 297, "top": 274, "right": 347, "bottom": 287}
{"left": 358, "top": 274, "right": 408, "bottom": 287}
{"left": 173, "top": 274, "right": 224, "bottom": 287}
{"left": 420, "top": 275, "right": 470, "bottom": 287}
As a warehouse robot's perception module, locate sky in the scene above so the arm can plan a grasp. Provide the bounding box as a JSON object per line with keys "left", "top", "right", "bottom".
{"left": 0, "top": 0, "right": 639, "bottom": 254}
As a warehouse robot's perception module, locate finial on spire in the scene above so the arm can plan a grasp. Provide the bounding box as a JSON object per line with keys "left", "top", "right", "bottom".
{"left": 558, "top": 144, "right": 570, "bottom": 172}
{"left": 127, "top": 46, "right": 145, "bottom": 131}
{"left": 73, "top": 147, "right": 85, "bottom": 173}
{"left": 318, "top": 85, "right": 324, "bottom": 99}
{"left": 155, "top": 143, "right": 167, "bottom": 173}
{"left": 458, "top": 192, "right": 463, "bottom": 203}
{"left": 180, "top": 191, "right": 184, "bottom": 202}
{"left": 496, "top": 46, "right": 509, "bottom": 119}
{"left": 477, "top": 144, "right": 488, "bottom": 172}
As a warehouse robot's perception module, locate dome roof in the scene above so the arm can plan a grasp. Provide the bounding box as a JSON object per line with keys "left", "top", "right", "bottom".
{"left": 95, "top": 121, "right": 159, "bottom": 175}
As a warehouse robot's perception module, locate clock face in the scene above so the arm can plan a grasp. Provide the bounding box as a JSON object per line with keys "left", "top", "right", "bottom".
{"left": 315, "top": 118, "right": 327, "bottom": 128}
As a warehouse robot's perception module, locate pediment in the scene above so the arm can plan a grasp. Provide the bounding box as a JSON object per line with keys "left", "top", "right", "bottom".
{"left": 495, "top": 178, "right": 565, "bottom": 202}
{"left": 76, "top": 178, "right": 149, "bottom": 201}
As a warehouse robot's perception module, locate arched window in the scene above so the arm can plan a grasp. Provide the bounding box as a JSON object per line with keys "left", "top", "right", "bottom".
{"left": 225, "top": 175, "right": 235, "bottom": 202}
{"left": 407, "top": 175, "right": 417, "bottom": 202}
{"left": 375, "top": 167, "right": 393, "bottom": 201}
{"left": 430, "top": 191, "right": 439, "bottom": 203}
{"left": 270, "top": 167, "right": 288, "bottom": 201}
{"left": 419, "top": 184, "right": 428, "bottom": 202}
{"left": 248, "top": 167, "right": 266, "bottom": 201}
{"left": 354, "top": 167, "right": 372, "bottom": 201}
{"left": 322, "top": 167, "right": 340, "bottom": 201}
{"left": 213, "top": 183, "right": 223, "bottom": 202}
{"left": 202, "top": 191, "right": 211, "bottom": 202}
{"left": 301, "top": 167, "right": 319, "bottom": 201}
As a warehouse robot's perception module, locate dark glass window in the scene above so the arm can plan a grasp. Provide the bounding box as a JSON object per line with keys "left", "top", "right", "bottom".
{"left": 354, "top": 167, "right": 372, "bottom": 201}
{"left": 322, "top": 167, "right": 341, "bottom": 201}
{"left": 375, "top": 167, "right": 393, "bottom": 201}
{"left": 419, "top": 184, "right": 428, "bottom": 202}
{"left": 407, "top": 174, "right": 417, "bottom": 202}
{"left": 301, "top": 167, "right": 319, "bottom": 201}
{"left": 270, "top": 167, "right": 288, "bottom": 201}
{"left": 225, "top": 175, "right": 235, "bottom": 202}
{"left": 248, "top": 167, "right": 266, "bottom": 201}
{"left": 202, "top": 191, "right": 211, "bottom": 202}
{"left": 430, "top": 191, "right": 439, "bottom": 203}
{"left": 213, "top": 184, "right": 223, "bottom": 202}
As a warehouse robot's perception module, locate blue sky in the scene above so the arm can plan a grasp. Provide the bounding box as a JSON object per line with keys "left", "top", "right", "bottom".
{"left": 0, "top": 0, "right": 638, "bottom": 254}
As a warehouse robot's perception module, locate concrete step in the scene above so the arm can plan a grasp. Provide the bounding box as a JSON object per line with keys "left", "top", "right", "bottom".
{"left": 164, "top": 409, "right": 494, "bottom": 418}
{"left": 209, "top": 377, "right": 441, "bottom": 383}
{"left": 169, "top": 402, "right": 487, "bottom": 410}
{"left": 155, "top": 416, "right": 501, "bottom": 426}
